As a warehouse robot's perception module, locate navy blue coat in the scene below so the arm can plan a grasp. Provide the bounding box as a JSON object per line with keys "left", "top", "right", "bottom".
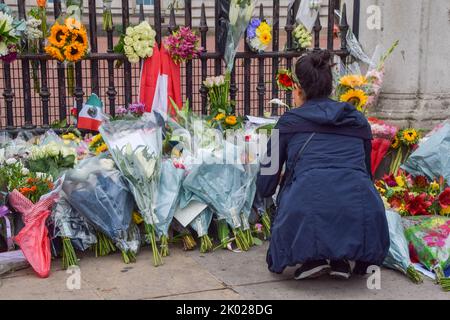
{"left": 257, "top": 98, "right": 389, "bottom": 273}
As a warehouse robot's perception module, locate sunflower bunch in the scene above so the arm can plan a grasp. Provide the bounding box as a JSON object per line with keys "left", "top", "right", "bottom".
{"left": 335, "top": 74, "right": 370, "bottom": 113}
{"left": 45, "top": 17, "right": 88, "bottom": 63}
{"left": 389, "top": 128, "right": 422, "bottom": 175}
{"left": 88, "top": 133, "right": 108, "bottom": 155}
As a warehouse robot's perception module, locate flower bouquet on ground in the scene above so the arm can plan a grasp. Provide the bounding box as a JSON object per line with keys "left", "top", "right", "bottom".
{"left": 63, "top": 156, "right": 138, "bottom": 264}
{"left": 114, "top": 21, "right": 156, "bottom": 65}
{"left": 164, "top": 26, "right": 201, "bottom": 64}
{"left": 402, "top": 216, "right": 450, "bottom": 290}
{"left": 376, "top": 171, "right": 449, "bottom": 216}
{"left": 383, "top": 210, "right": 423, "bottom": 283}
{"left": 87, "top": 133, "right": 108, "bottom": 155}
{"left": 100, "top": 113, "right": 163, "bottom": 266}
{"left": 246, "top": 18, "right": 272, "bottom": 53}
{"left": 52, "top": 193, "right": 97, "bottom": 269}
{"left": 189, "top": 208, "right": 213, "bottom": 253}
{"left": 8, "top": 174, "right": 60, "bottom": 278}
{"left": 369, "top": 117, "right": 398, "bottom": 176}
{"left": 154, "top": 159, "right": 185, "bottom": 256}
{"left": 45, "top": 16, "right": 89, "bottom": 95}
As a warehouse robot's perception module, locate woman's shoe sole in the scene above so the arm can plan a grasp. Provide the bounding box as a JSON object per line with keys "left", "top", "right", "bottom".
{"left": 329, "top": 271, "right": 351, "bottom": 279}
{"left": 295, "top": 265, "right": 331, "bottom": 280}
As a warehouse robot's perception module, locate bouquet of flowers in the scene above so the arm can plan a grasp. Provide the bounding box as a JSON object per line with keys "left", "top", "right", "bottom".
{"left": 52, "top": 193, "right": 97, "bottom": 269}
{"left": 376, "top": 171, "right": 450, "bottom": 216}
{"left": 368, "top": 117, "right": 398, "bottom": 176}
{"left": 225, "top": 0, "right": 257, "bottom": 71}
{"left": 276, "top": 69, "right": 295, "bottom": 91}
{"left": 403, "top": 215, "right": 450, "bottom": 290}
{"left": 246, "top": 18, "right": 272, "bottom": 53}
{"left": 203, "top": 75, "right": 243, "bottom": 130}
{"left": 100, "top": 113, "right": 163, "bottom": 266}
{"left": 292, "top": 23, "right": 312, "bottom": 51}
{"left": 390, "top": 128, "right": 422, "bottom": 175}
{"left": 27, "top": 140, "right": 77, "bottom": 179}
{"left": 63, "top": 156, "right": 139, "bottom": 264}
{"left": 189, "top": 208, "right": 213, "bottom": 253}
{"left": 114, "top": 102, "right": 145, "bottom": 120}
{"left": 164, "top": 26, "right": 201, "bottom": 64}
{"left": 8, "top": 175, "right": 60, "bottom": 278}
{"left": 87, "top": 133, "right": 108, "bottom": 155}
{"left": 0, "top": 4, "right": 25, "bottom": 63}
{"left": 383, "top": 209, "right": 423, "bottom": 283}
{"left": 102, "top": 0, "right": 113, "bottom": 31}
{"left": 24, "top": 9, "right": 44, "bottom": 94}
{"left": 45, "top": 17, "right": 89, "bottom": 95}
{"left": 114, "top": 21, "right": 156, "bottom": 64}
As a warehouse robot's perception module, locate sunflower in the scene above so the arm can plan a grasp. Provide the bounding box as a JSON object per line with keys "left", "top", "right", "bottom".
{"left": 49, "top": 22, "right": 69, "bottom": 48}
{"left": 225, "top": 115, "right": 237, "bottom": 126}
{"left": 391, "top": 135, "right": 400, "bottom": 149}
{"left": 95, "top": 143, "right": 108, "bottom": 155}
{"left": 339, "top": 75, "right": 368, "bottom": 88}
{"left": 64, "top": 42, "right": 85, "bottom": 62}
{"left": 401, "top": 129, "right": 419, "bottom": 145}
{"left": 259, "top": 31, "right": 272, "bottom": 46}
{"left": 340, "top": 89, "right": 368, "bottom": 111}
{"left": 71, "top": 27, "right": 88, "bottom": 51}
{"left": 44, "top": 45, "right": 64, "bottom": 61}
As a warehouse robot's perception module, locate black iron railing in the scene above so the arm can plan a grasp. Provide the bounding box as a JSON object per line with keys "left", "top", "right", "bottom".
{"left": 0, "top": 0, "right": 359, "bottom": 132}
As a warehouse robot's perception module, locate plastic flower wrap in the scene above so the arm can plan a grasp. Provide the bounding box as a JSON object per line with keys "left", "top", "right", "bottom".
{"left": 0, "top": 4, "right": 26, "bottom": 63}
{"left": 100, "top": 113, "right": 163, "bottom": 266}
{"left": 63, "top": 156, "right": 139, "bottom": 264}
{"left": 164, "top": 26, "right": 201, "bottom": 64}
{"left": 383, "top": 209, "right": 423, "bottom": 283}
{"left": 402, "top": 121, "right": 450, "bottom": 183}
{"left": 368, "top": 117, "right": 398, "bottom": 176}
{"left": 114, "top": 21, "right": 156, "bottom": 64}
{"left": 51, "top": 193, "right": 97, "bottom": 268}
{"left": 292, "top": 23, "right": 312, "bottom": 50}
{"left": 154, "top": 159, "right": 185, "bottom": 256}
{"left": 225, "top": 0, "right": 257, "bottom": 71}
{"left": 246, "top": 18, "right": 272, "bottom": 53}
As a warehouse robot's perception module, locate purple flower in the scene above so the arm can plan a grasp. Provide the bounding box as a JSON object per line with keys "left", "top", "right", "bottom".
{"left": 250, "top": 18, "right": 261, "bottom": 28}
{"left": 247, "top": 27, "right": 256, "bottom": 39}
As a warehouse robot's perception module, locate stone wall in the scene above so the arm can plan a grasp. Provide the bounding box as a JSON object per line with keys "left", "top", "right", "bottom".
{"left": 353, "top": 0, "right": 450, "bottom": 129}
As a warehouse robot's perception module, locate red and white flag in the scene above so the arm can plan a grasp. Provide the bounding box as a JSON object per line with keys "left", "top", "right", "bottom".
{"left": 139, "top": 45, "right": 182, "bottom": 118}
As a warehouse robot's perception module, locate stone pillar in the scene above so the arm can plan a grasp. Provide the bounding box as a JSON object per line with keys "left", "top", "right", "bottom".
{"left": 356, "top": 0, "right": 450, "bottom": 128}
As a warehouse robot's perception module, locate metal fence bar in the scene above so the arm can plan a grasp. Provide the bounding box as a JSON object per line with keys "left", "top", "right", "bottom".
{"left": 199, "top": 3, "right": 208, "bottom": 114}
{"left": 122, "top": 0, "right": 132, "bottom": 106}
{"left": 271, "top": 0, "right": 280, "bottom": 116}
{"left": 106, "top": 8, "right": 117, "bottom": 117}
{"left": 184, "top": 0, "right": 193, "bottom": 105}
{"left": 54, "top": 0, "right": 67, "bottom": 122}
{"left": 327, "top": 0, "right": 336, "bottom": 51}
{"left": 257, "top": 4, "right": 265, "bottom": 117}
{"left": 88, "top": 0, "right": 99, "bottom": 95}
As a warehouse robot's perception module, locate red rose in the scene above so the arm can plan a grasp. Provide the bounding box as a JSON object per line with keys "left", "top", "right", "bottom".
{"left": 405, "top": 193, "right": 433, "bottom": 216}
{"left": 438, "top": 187, "right": 450, "bottom": 208}
{"left": 70, "top": 107, "right": 78, "bottom": 117}
{"left": 278, "top": 74, "right": 293, "bottom": 88}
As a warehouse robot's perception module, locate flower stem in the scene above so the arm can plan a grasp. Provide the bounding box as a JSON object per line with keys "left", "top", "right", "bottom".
{"left": 182, "top": 234, "right": 196, "bottom": 251}
{"left": 217, "top": 219, "right": 230, "bottom": 249}
{"left": 160, "top": 235, "right": 169, "bottom": 257}
{"left": 144, "top": 223, "right": 163, "bottom": 267}
{"left": 62, "top": 237, "right": 78, "bottom": 269}
{"left": 406, "top": 265, "right": 423, "bottom": 284}
{"left": 67, "top": 63, "right": 75, "bottom": 97}
{"left": 200, "top": 235, "right": 213, "bottom": 253}
{"left": 261, "top": 211, "right": 271, "bottom": 239}
{"left": 233, "top": 228, "right": 250, "bottom": 251}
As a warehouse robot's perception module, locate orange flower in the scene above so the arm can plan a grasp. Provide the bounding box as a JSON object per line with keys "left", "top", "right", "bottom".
{"left": 225, "top": 115, "right": 237, "bottom": 126}
{"left": 37, "top": 0, "right": 46, "bottom": 8}
{"left": 30, "top": 186, "right": 37, "bottom": 193}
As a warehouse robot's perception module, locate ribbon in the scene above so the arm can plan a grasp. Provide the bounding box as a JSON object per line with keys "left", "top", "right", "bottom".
{"left": 0, "top": 205, "right": 14, "bottom": 250}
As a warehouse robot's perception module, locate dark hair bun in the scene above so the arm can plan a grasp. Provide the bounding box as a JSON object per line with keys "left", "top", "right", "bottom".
{"left": 310, "top": 50, "right": 331, "bottom": 69}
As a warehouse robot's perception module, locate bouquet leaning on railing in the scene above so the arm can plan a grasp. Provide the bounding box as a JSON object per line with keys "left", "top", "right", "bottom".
{"left": 100, "top": 113, "right": 163, "bottom": 266}
{"left": 63, "top": 156, "right": 138, "bottom": 264}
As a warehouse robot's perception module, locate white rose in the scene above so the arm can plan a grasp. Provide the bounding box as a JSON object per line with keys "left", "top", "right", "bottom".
{"left": 61, "top": 146, "right": 76, "bottom": 159}
{"left": 128, "top": 54, "right": 140, "bottom": 63}
{"left": 144, "top": 47, "right": 153, "bottom": 58}
{"left": 133, "top": 34, "right": 141, "bottom": 42}
{"left": 126, "top": 26, "right": 135, "bottom": 37}
{"left": 21, "top": 167, "right": 30, "bottom": 176}
{"left": 124, "top": 44, "right": 134, "bottom": 56}
{"left": 46, "top": 143, "right": 60, "bottom": 157}
{"left": 5, "top": 158, "right": 17, "bottom": 165}
{"left": 124, "top": 35, "right": 134, "bottom": 46}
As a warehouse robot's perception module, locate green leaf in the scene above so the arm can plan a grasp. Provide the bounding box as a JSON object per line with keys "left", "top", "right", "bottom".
{"left": 253, "top": 237, "right": 263, "bottom": 246}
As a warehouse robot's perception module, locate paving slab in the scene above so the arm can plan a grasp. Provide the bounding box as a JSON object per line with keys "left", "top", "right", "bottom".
{"left": 154, "top": 288, "right": 241, "bottom": 300}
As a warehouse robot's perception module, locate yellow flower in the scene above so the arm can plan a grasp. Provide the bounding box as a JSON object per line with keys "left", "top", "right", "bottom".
{"left": 259, "top": 31, "right": 272, "bottom": 46}
{"left": 214, "top": 113, "right": 226, "bottom": 121}
{"left": 64, "top": 42, "right": 85, "bottom": 62}
{"left": 95, "top": 143, "right": 108, "bottom": 155}
{"left": 225, "top": 115, "right": 237, "bottom": 126}
{"left": 49, "top": 22, "right": 69, "bottom": 48}
{"left": 71, "top": 27, "right": 88, "bottom": 51}
{"left": 395, "top": 175, "right": 405, "bottom": 188}
{"left": 133, "top": 211, "right": 144, "bottom": 224}
{"left": 339, "top": 75, "right": 368, "bottom": 88}
{"left": 440, "top": 206, "right": 450, "bottom": 216}
{"left": 430, "top": 181, "right": 440, "bottom": 192}
{"left": 391, "top": 135, "right": 400, "bottom": 149}
{"left": 44, "top": 45, "right": 64, "bottom": 62}
{"left": 402, "top": 129, "right": 419, "bottom": 144}
{"left": 91, "top": 134, "right": 102, "bottom": 144}
{"left": 376, "top": 185, "right": 386, "bottom": 195}
{"left": 62, "top": 133, "right": 76, "bottom": 140}
{"left": 65, "top": 17, "right": 82, "bottom": 31}
{"left": 256, "top": 22, "right": 271, "bottom": 35}
{"left": 340, "top": 89, "right": 368, "bottom": 111}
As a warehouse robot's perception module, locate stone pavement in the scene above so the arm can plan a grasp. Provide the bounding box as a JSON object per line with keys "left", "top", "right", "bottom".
{"left": 0, "top": 242, "right": 448, "bottom": 300}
